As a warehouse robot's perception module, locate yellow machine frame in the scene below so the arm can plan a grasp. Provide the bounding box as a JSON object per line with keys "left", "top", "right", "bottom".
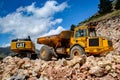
{"left": 11, "top": 40, "right": 35, "bottom": 53}
{"left": 68, "top": 26, "right": 113, "bottom": 55}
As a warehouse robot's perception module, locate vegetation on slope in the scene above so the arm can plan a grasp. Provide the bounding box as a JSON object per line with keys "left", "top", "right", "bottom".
{"left": 79, "top": 10, "right": 120, "bottom": 26}
{"left": 78, "top": 0, "right": 120, "bottom": 26}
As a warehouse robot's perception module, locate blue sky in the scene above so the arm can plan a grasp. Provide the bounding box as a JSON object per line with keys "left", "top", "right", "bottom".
{"left": 0, "top": 0, "right": 99, "bottom": 47}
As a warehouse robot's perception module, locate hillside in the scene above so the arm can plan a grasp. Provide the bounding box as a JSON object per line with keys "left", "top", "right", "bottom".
{"left": 0, "top": 47, "right": 11, "bottom": 55}
{"left": 0, "top": 47, "right": 12, "bottom": 60}
{"left": 79, "top": 10, "right": 120, "bottom": 26}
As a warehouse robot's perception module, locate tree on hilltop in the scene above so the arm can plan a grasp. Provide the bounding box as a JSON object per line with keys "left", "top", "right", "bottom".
{"left": 70, "top": 24, "right": 76, "bottom": 31}
{"left": 98, "top": 0, "right": 112, "bottom": 14}
{"left": 115, "top": 0, "right": 120, "bottom": 9}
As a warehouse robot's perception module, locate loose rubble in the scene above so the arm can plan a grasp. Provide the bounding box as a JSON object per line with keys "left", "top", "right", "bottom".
{"left": 0, "top": 52, "right": 120, "bottom": 80}
{"left": 0, "top": 16, "right": 120, "bottom": 80}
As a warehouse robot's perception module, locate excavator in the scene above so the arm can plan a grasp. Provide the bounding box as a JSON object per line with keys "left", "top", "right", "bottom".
{"left": 11, "top": 36, "right": 37, "bottom": 59}
{"left": 11, "top": 25, "right": 113, "bottom": 60}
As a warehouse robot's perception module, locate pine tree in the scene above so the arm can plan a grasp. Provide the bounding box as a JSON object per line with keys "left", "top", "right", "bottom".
{"left": 98, "top": 0, "right": 112, "bottom": 14}
{"left": 115, "top": 0, "right": 120, "bottom": 10}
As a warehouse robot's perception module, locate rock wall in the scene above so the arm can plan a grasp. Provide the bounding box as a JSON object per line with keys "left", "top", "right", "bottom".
{"left": 0, "top": 16, "right": 120, "bottom": 80}
{"left": 96, "top": 15, "right": 120, "bottom": 53}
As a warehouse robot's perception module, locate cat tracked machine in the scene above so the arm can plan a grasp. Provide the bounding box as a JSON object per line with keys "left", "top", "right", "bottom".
{"left": 11, "top": 36, "right": 37, "bottom": 59}
{"left": 37, "top": 26, "right": 113, "bottom": 61}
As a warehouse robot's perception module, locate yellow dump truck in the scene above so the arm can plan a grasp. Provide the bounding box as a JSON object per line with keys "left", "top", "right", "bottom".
{"left": 37, "top": 26, "right": 113, "bottom": 60}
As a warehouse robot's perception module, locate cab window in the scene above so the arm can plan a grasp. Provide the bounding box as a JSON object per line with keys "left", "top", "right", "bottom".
{"left": 88, "top": 28, "right": 96, "bottom": 37}
{"left": 75, "top": 29, "right": 86, "bottom": 38}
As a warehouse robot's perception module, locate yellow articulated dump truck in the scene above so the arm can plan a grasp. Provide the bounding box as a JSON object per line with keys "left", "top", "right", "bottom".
{"left": 11, "top": 36, "right": 37, "bottom": 59}
{"left": 37, "top": 26, "right": 113, "bottom": 61}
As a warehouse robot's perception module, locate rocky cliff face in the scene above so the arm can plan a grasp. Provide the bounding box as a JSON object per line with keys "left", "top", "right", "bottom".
{"left": 0, "top": 16, "right": 120, "bottom": 80}
{"left": 96, "top": 15, "right": 120, "bottom": 54}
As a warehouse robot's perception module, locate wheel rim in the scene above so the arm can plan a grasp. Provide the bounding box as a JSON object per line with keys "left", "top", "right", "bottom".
{"left": 73, "top": 49, "right": 81, "bottom": 57}
{"left": 41, "top": 50, "right": 46, "bottom": 58}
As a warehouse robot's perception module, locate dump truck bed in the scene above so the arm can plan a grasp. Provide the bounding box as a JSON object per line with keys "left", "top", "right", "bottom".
{"left": 37, "top": 30, "right": 73, "bottom": 48}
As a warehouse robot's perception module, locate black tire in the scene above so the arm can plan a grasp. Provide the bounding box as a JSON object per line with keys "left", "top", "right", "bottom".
{"left": 70, "top": 45, "right": 85, "bottom": 59}
{"left": 39, "top": 46, "right": 52, "bottom": 61}
{"left": 26, "top": 52, "right": 31, "bottom": 59}
{"left": 31, "top": 54, "right": 38, "bottom": 60}
{"left": 18, "top": 52, "right": 27, "bottom": 58}
{"left": 18, "top": 52, "right": 31, "bottom": 59}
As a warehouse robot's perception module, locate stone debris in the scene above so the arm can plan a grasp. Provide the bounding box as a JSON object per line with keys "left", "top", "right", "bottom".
{"left": 0, "top": 53, "right": 120, "bottom": 80}
{"left": 0, "top": 16, "right": 120, "bottom": 80}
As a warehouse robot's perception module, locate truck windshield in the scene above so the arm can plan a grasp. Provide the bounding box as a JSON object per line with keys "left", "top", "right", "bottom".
{"left": 75, "top": 29, "right": 86, "bottom": 38}
{"left": 89, "top": 28, "right": 96, "bottom": 37}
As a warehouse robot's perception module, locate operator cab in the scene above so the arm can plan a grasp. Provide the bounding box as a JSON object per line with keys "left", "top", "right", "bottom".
{"left": 75, "top": 29, "right": 87, "bottom": 38}
{"left": 74, "top": 26, "right": 97, "bottom": 38}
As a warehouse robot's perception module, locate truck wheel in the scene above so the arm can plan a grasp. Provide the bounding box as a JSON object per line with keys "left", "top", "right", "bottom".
{"left": 39, "top": 46, "right": 52, "bottom": 61}
{"left": 26, "top": 52, "right": 31, "bottom": 59}
{"left": 18, "top": 52, "right": 27, "bottom": 58}
{"left": 70, "top": 46, "right": 85, "bottom": 59}
{"left": 31, "top": 54, "right": 38, "bottom": 60}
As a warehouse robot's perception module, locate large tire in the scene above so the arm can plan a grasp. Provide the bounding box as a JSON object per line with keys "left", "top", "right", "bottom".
{"left": 70, "top": 45, "right": 85, "bottom": 59}
{"left": 18, "top": 52, "right": 27, "bottom": 58}
{"left": 39, "top": 46, "right": 52, "bottom": 61}
{"left": 31, "top": 54, "right": 38, "bottom": 60}
{"left": 26, "top": 52, "right": 31, "bottom": 59}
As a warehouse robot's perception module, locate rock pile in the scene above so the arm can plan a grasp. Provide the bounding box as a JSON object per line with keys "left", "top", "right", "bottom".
{"left": 0, "top": 16, "right": 120, "bottom": 80}
{"left": 0, "top": 52, "right": 120, "bottom": 80}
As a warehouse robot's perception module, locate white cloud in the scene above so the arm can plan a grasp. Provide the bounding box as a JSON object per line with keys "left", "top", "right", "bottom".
{"left": 0, "top": 1, "right": 68, "bottom": 47}
{"left": 42, "top": 26, "right": 65, "bottom": 36}
{"left": 21, "top": 1, "right": 68, "bottom": 18}
{"left": 1, "top": 43, "right": 10, "bottom": 48}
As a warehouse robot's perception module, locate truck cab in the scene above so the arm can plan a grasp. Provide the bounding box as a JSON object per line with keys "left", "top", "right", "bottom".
{"left": 70, "top": 26, "right": 113, "bottom": 55}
